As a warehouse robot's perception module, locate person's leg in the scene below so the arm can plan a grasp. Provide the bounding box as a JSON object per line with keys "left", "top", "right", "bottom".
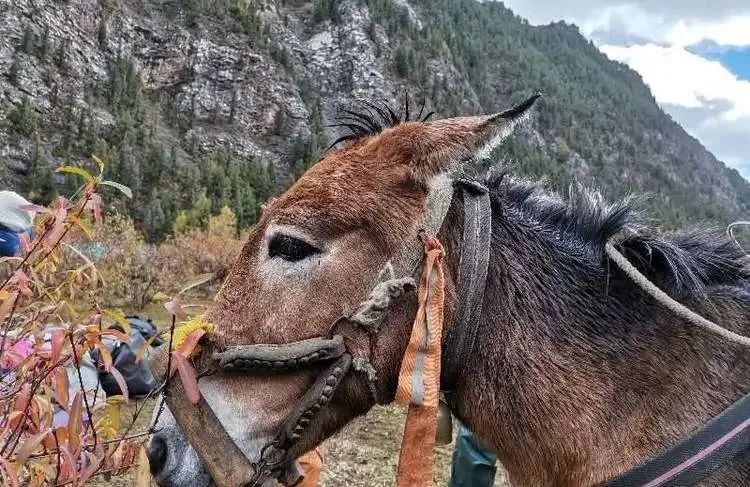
{"left": 449, "top": 424, "right": 498, "bottom": 487}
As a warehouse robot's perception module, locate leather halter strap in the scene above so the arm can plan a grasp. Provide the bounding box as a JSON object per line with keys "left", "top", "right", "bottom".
{"left": 440, "top": 179, "right": 492, "bottom": 392}
{"left": 603, "top": 391, "right": 750, "bottom": 487}
{"left": 213, "top": 335, "right": 346, "bottom": 372}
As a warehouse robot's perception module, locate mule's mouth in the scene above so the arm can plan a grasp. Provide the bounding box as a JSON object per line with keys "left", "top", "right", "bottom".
{"left": 149, "top": 331, "right": 354, "bottom": 487}
{"left": 149, "top": 344, "right": 260, "bottom": 487}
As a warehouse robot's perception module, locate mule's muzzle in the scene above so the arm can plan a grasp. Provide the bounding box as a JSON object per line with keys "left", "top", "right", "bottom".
{"left": 149, "top": 344, "right": 258, "bottom": 487}
{"left": 149, "top": 333, "right": 356, "bottom": 487}
{"left": 147, "top": 434, "right": 168, "bottom": 476}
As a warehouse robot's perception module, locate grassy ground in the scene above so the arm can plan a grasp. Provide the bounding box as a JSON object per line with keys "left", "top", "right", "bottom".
{"left": 92, "top": 402, "right": 508, "bottom": 486}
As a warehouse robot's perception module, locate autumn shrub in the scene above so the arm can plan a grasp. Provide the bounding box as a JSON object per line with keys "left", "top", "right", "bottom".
{"left": 153, "top": 206, "right": 245, "bottom": 295}
{"left": 72, "top": 213, "right": 160, "bottom": 309}
{"left": 0, "top": 161, "right": 152, "bottom": 486}
{"left": 59, "top": 203, "right": 245, "bottom": 312}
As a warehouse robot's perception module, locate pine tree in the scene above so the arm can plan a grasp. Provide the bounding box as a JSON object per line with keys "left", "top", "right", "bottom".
{"left": 54, "top": 40, "right": 67, "bottom": 72}
{"left": 190, "top": 190, "right": 212, "bottom": 229}
{"left": 20, "top": 25, "right": 35, "bottom": 54}
{"left": 39, "top": 27, "right": 50, "bottom": 60}
{"left": 97, "top": 18, "right": 107, "bottom": 47}
{"left": 25, "top": 136, "right": 56, "bottom": 203}
{"left": 9, "top": 56, "right": 21, "bottom": 87}
{"left": 145, "top": 198, "right": 167, "bottom": 242}
{"left": 8, "top": 97, "right": 38, "bottom": 136}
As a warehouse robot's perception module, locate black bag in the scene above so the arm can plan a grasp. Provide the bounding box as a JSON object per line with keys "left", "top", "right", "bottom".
{"left": 92, "top": 316, "right": 163, "bottom": 398}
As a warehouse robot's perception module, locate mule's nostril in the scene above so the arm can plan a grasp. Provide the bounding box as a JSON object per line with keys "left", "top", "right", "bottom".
{"left": 147, "top": 435, "right": 168, "bottom": 476}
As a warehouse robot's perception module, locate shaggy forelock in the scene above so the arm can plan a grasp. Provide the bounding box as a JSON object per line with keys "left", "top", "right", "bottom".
{"left": 486, "top": 171, "right": 750, "bottom": 298}
{"left": 328, "top": 95, "right": 434, "bottom": 149}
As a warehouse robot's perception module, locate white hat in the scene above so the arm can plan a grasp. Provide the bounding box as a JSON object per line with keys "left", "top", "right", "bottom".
{"left": 0, "top": 191, "right": 36, "bottom": 232}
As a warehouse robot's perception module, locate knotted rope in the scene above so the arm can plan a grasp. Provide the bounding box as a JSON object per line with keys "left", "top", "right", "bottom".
{"left": 605, "top": 242, "right": 750, "bottom": 348}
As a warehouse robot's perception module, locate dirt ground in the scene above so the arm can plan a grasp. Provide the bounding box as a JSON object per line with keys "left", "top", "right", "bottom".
{"left": 92, "top": 402, "right": 508, "bottom": 487}
{"left": 320, "top": 405, "right": 508, "bottom": 487}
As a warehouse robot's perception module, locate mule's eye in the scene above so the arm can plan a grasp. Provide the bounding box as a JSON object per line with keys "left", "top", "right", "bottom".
{"left": 268, "top": 234, "right": 320, "bottom": 262}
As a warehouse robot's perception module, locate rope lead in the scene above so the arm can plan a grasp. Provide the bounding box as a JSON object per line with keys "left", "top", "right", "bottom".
{"left": 605, "top": 242, "right": 750, "bottom": 348}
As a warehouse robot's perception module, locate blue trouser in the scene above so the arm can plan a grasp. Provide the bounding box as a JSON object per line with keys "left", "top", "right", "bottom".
{"left": 0, "top": 228, "right": 21, "bottom": 257}
{"left": 449, "top": 424, "right": 498, "bottom": 487}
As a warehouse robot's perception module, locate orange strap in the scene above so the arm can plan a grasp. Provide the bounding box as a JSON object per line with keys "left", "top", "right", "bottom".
{"left": 296, "top": 447, "right": 326, "bottom": 487}
{"left": 395, "top": 235, "right": 446, "bottom": 487}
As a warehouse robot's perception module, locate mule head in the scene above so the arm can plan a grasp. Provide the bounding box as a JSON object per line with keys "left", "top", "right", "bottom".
{"left": 148, "top": 94, "right": 539, "bottom": 486}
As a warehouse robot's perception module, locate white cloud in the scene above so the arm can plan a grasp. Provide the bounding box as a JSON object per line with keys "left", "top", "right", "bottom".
{"left": 600, "top": 44, "right": 750, "bottom": 118}
{"left": 499, "top": 0, "right": 750, "bottom": 174}
{"left": 576, "top": 10, "right": 750, "bottom": 48}
{"left": 666, "top": 16, "right": 750, "bottom": 47}
{"left": 600, "top": 44, "right": 750, "bottom": 172}
{"left": 502, "top": 1, "right": 750, "bottom": 47}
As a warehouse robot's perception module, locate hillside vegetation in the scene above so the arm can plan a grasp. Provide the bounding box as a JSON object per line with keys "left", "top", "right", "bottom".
{"left": 1, "top": 0, "right": 747, "bottom": 239}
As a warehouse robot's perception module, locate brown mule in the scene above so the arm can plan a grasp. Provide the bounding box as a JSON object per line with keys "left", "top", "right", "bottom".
{"left": 148, "top": 94, "right": 750, "bottom": 487}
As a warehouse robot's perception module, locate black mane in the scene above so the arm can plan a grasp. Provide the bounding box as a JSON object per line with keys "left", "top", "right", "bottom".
{"left": 328, "top": 95, "right": 434, "bottom": 149}
{"left": 486, "top": 171, "right": 750, "bottom": 297}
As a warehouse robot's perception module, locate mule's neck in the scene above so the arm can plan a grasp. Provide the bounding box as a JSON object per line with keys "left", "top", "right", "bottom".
{"left": 437, "top": 196, "right": 750, "bottom": 486}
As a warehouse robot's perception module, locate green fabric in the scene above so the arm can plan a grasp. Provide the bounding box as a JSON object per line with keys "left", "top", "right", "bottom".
{"left": 449, "top": 424, "right": 497, "bottom": 487}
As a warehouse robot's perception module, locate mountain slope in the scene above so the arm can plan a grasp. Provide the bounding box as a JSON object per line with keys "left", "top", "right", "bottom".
{"left": 1, "top": 0, "right": 747, "bottom": 240}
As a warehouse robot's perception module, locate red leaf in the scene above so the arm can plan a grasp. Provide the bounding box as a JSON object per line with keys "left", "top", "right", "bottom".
{"left": 43, "top": 204, "right": 68, "bottom": 248}
{"left": 19, "top": 232, "right": 31, "bottom": 254}
{"left": 172, "top": 353, "right": 201, "bottom": 404}
{"left": 50, "top": 328, "right": 64, "bottom": 364}
{"left": 12, "top": 270, "right": 32, "bottom": 298}
{"left": 134, "top": 334, "right": 158, "bottom": 364}
{"left": 0, "top": 457, "right": 19, "bottom": 487}
{"left": 78, "top": 449, "right": 103, "bottom": 485}
{"left": 0, "top": 349, "right": 21, "bottom": 370}
{"left": 15, "top": 428, "right": 51, "bottom": 465}
{"left": 84, "top": 193, "right": 103, "bottom": 223}
{"left": 0, "top": 291, "right": 18, "bottom": 325}
{"left": 98, "top": 345, "right": 113, "bottom": 372}
{"left": 100, "top": 328, "right": 130, "bottom": 343}
{"left": 20, "top": 203, "right": 48, "bottom": 214}
{"left": 10, "top": 384, "right": 31, "bottom": 430}
{"left": 59, "top": 445, "right": 77, "bottom": 485}
{"left": 164, "top": 298, "right": 185, "bottom": 319}
{"left": 68, "top": 392, "right": 82, "bottom": 454}
{"left": 108, "top": 365, "right": 130, "bottom": 401}
{"left": 53, "top": 367, "right": 69, "bottom": 410}
{"left": 175, "top": 329, "right": 206, "bottom": 359}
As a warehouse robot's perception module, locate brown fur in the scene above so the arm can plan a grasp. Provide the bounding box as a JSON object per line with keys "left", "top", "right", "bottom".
{"left": 197, "top": 105, "right": 750, "bottom": 487}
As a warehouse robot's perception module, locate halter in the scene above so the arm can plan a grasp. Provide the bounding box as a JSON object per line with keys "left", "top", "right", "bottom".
{"left": 153, "top": 178, "right": 493, "bottom": 487}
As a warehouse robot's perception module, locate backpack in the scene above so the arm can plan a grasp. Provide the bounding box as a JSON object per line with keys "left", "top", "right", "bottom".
{"left": 91, "top": 316, "right": 164, "bottom": 398}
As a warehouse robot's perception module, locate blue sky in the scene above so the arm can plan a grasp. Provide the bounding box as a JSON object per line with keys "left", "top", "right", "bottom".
{"left": 499, "top": 1, "right": 750, "bottom": 179}
{"left": 701, "top": 47, "right": 750, "bottom": 81}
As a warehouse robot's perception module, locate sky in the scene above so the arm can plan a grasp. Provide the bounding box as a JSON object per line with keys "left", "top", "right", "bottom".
{"left": 499, "top": 0, "right": 750, "bottom": 178}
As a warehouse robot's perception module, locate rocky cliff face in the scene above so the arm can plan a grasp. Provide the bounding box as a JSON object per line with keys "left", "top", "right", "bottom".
{"left": 1, "top": 0, "right": 748, "bottom": 235}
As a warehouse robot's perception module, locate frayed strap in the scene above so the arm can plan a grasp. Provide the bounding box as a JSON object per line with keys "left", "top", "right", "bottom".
{"left": 349, "top": 271, "right": 416, "bottom": 333}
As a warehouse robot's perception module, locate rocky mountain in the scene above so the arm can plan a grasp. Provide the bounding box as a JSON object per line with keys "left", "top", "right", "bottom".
{"left": 1, "top": 0, "right": 748, "bottom": 240}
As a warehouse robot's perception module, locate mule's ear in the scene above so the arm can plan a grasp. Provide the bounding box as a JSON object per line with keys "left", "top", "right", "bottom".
{"left": 411, "top": 93, "right": 540, "bottom": 179}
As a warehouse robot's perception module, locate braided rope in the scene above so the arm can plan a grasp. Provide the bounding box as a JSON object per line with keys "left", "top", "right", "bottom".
{"left": 605, "top": 242, "right": 750, "bottom": 348}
